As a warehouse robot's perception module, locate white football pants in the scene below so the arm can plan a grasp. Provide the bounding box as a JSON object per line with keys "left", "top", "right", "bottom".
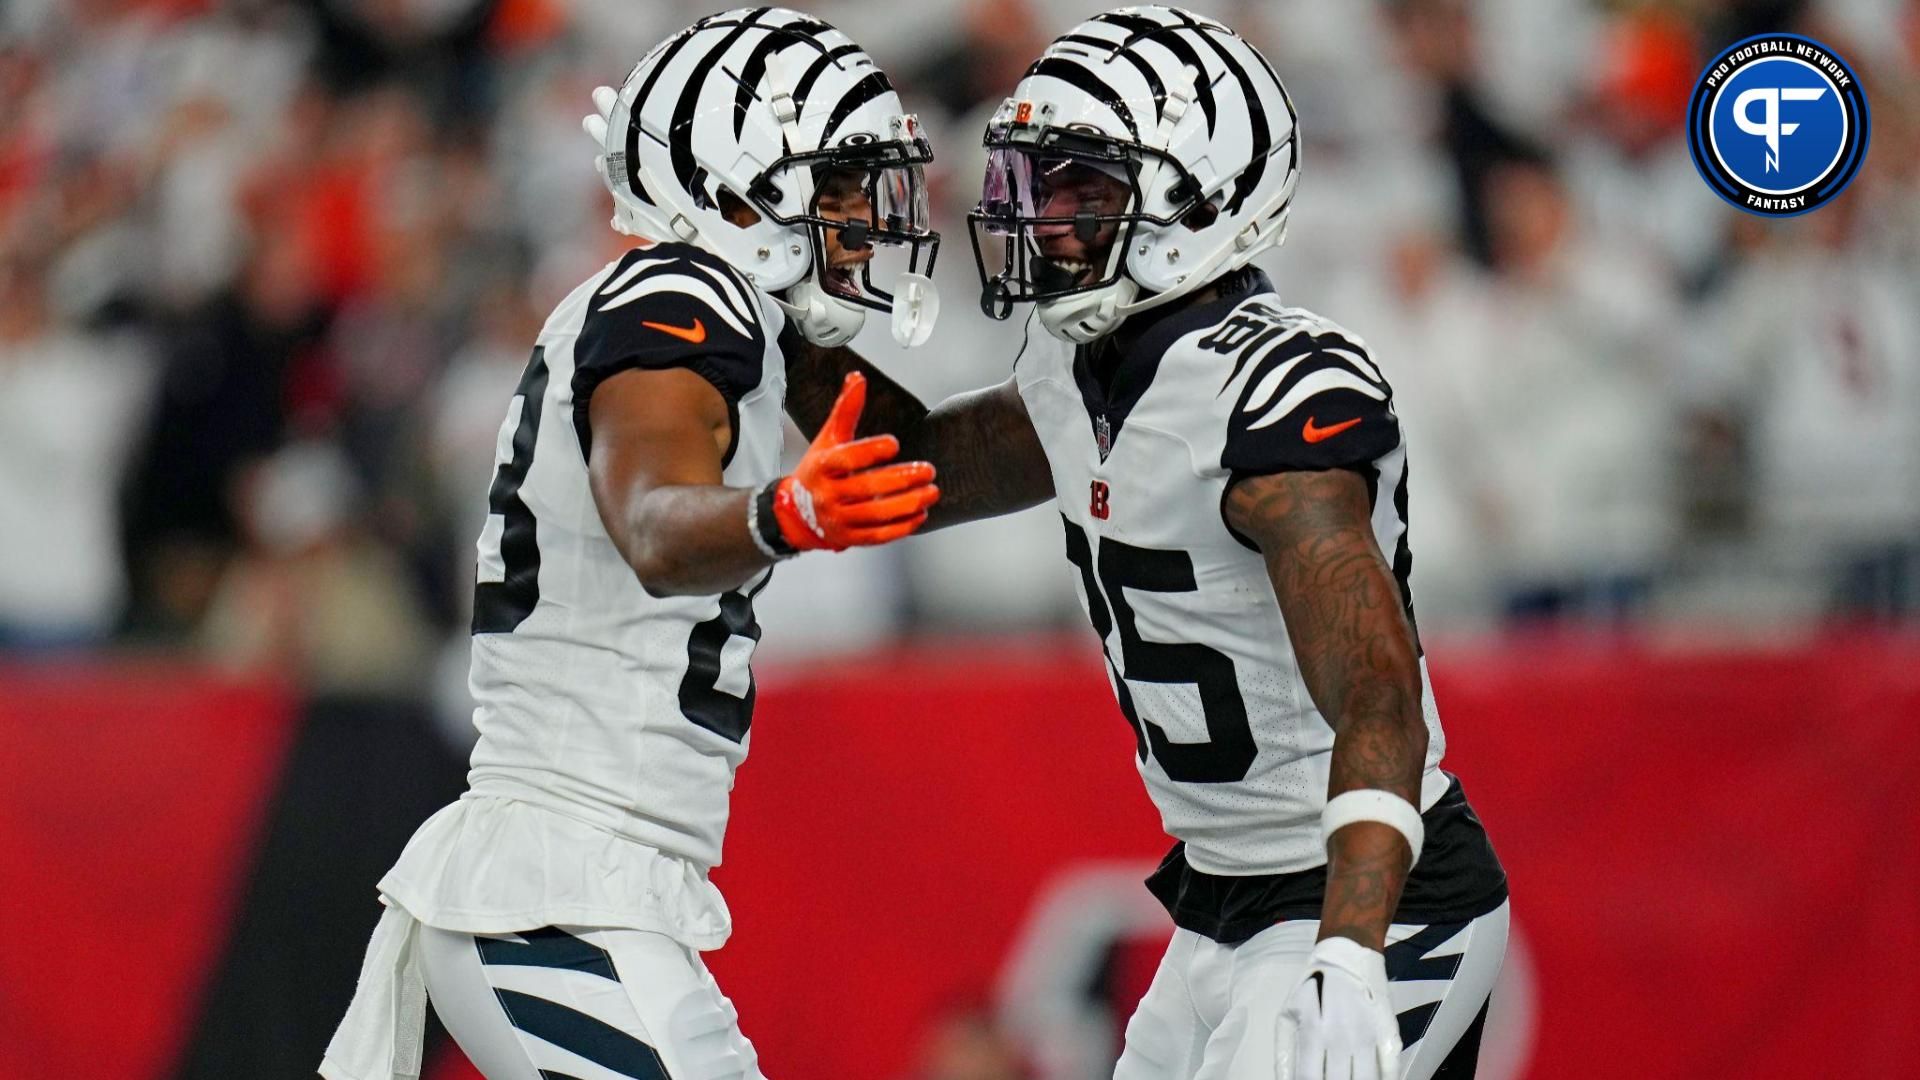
{"left": 417, "top": 924, "right": 766, "bottom": 1080}
{"left": 1115, "top": 902, "right": 1510, "bottom": 1080}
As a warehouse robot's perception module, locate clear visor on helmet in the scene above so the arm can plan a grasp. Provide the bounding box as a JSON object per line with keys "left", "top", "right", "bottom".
{"left": 970, "top": 146, "right": 1141, "bottom": 316}
{"left": 873, "top": 163, "right": 932, "bottom": 235}
{"left": 807, "top": 162, "right": 938, "bottom": 306}
{"left": 978, "top": 149, "right": 1132, "bottom": 229}
{"left": 747, "top": 133, "right": 941, "bottom": 314}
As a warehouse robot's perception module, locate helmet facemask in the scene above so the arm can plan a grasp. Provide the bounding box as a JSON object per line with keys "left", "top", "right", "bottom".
{"left": 969, "top": 120, "right": 1207, "bottom": 335}
{"left": 745, "top": 128, "right": 942, "bottom": 346}
{"left": 601, "top": 10, "right": 944, "bottom": 347}
{"left": 965, "top": 6, "right": 1304, "bottom": 343}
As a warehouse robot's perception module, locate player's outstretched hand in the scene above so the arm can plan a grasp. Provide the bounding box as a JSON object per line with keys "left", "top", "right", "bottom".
{"left": 1276, "top": 937, "right": 1401, "bottom": 1080}
{"left": 771, "top": 372, "right": 939, "bottom": 552}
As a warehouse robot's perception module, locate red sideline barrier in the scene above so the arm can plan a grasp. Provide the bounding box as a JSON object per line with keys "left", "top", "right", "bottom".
{"left": 6, "top": 637, "right": 1919, "bottom": 1080}
{"left": 712, "top": 635, "right": 1920, "bottom": 1080}
{"left": 0, "top": 664, "right": 295, "bottom": 1080}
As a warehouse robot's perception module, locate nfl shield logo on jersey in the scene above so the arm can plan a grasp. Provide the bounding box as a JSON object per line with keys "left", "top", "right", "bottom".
{"left": 1095, "top": 413, "right": 1113, "bottom": 461}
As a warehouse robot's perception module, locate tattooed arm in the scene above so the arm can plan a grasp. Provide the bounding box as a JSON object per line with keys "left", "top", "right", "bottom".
{"left": 1224, "top": 469, "right": 1427, "bottom": 951}
{"left": 784, "top": 337, "right": 1055, "bottom": 529}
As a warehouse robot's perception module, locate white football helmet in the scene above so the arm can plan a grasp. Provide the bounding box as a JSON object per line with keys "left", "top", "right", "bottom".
{"left": 597, "top": 8, "right": 940, "bottom": 346}
{"left": 969, "top": 6, "right": 1300, "bottom": 343}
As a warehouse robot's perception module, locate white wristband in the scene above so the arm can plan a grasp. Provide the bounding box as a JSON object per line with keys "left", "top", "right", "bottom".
{"left": 1322, "top": 789, "right": 1424, "bottom": 868}
{"left": 746, "top": 480, "right": 796, "bottom": 561}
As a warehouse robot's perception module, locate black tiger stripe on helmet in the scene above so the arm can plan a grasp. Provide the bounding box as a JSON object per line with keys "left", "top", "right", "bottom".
{"left": 669, "top": 8, "right": 776, "bottom": 196}
{"left": 790, "top": 42, "right": 863, "bottom": 119}
{"left": 596, "top": 7, "right": 941, "bottom": 347}
{"left": 1060, "top": 31, "right": 1170, "bottom": 125}
{"left": 1165, "top": 7, "right": 1272, "bottom": 214}
{"left": 968, "top": 5, "right": 1301, "bottom": 343}
{"left": 1090, "top": 9, "right": 1218, "bottom": 135}
{"left": 625, "top": 29, "right": 701, "bottom": 201}
{"left": 1026, "top": 57, "right": 1140, "bottom": 137}
{"left": 723, "top": 12, "right": 835, "bottom": 147}
{"left": 821, "top": 69, "right": 896, "bottom": 144}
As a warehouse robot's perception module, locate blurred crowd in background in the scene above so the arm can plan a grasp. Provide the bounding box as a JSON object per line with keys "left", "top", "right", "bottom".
{"left": 3, "top": 0, "right": 1919, "bottom": 705}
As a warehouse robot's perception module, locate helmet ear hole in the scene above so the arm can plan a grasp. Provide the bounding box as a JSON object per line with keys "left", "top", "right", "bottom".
{"left": 1181, "top": 199, "right": 1219, "bottom": 232}
{"left": 716, "top": 189, "right": 762, "bottom": 228}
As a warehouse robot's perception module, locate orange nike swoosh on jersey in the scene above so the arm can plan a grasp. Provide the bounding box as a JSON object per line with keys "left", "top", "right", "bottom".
{"left": 641, "top": 317, "right": 706, "bottom": 344}
{"left": 1301, "top": 415, "right": 1362, "bottom": 443}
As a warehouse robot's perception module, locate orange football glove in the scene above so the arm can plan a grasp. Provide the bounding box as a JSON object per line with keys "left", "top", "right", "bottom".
{"left": 758, "top": 372, "right": 939, "bottom": 554}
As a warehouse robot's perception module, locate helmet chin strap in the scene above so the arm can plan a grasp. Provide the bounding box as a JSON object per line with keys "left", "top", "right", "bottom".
{"left": 890, "top": 273, "right": 939, "bottom": 347}
{"left": 1038, "top": 184, "right": 1295, "bottom": 344}
{"left": 776, "top": 273, "right": 942, "bottom": 348}
{"left": 774, "top": 279, "right": 867, "bottom": 347}
{"left": 1032, "top": 201, "right": 1137, "bottom": 343}
{"left": 1037, "top": 276, "right": 1138, "bottom": 344}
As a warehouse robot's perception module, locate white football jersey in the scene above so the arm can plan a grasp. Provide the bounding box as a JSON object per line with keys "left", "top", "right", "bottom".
{"left": 461, "top": 242, "right": 788, "bottom": 867}
{"left": 1016, "top": 271, "right": 1453, "bottom": 877}
{"left": 379, "top": 242, "right": 788, "bottom": 941}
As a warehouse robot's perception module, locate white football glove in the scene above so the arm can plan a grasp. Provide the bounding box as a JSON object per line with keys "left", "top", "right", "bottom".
{"left": 583, "top": 85, "right": 655, "bottom": 237}
{"left": 582, "top": 84, "right": 617, "bottom": 165}
{"left": 1278, "top": 937, "right": 1401, "bottom": 1080}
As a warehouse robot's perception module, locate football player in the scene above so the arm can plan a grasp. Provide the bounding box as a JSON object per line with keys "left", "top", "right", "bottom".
{"left": 321, "top": 11, "right": 944, "bottom": 1080}
{"left": 770, "top": 7, "right": 1512, "bottom": 1079}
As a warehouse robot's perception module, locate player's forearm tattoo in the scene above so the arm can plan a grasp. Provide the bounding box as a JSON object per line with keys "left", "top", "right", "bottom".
{"left": 1224, "top": 470, "right": 1428, "bottom": 949}
{"left": 897, "top": 387, "right": 1054, "bottom": 528}
{"left": 784, "top": 341, "right": 1054, "bottom": 529}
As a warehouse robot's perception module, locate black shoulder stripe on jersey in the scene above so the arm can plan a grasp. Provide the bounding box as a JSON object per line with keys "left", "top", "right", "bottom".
{"left": 587, "top": 249, "right": 766, "bottom": 352}
{"left": 1235, "top": 333, "right": 1389, "bottom": 424}
{"left": 1314, "top": 334, "right": 1386, "bottom": 385}
{"left": 574, "top": 248, "right": 767, "bottom": 468}
{"left": 1221, "top": 380, "right": 1399, "bottom": 482}
{"left": 1027, "top": 57, "right": 1138, "bottom": 137}
{"left": 707, "top": 258, "right": 764, "bottom": 324}
{"left": 790, "top": 43, "right": 862, "bottom": 120}
{"left": 1217, "top": 323, "right": 1296, "bottom": 393}
{"left": 593, "top": 252, "right": 763, "bottom": 340}
{"left": 671, "top": 9, "right": 773, "bottom": 195}
{"left": 1091, "top": 11, "right": 1216, "bottom": 136}
{"left": 820, "top": 69, "right": 894, "bottom": 146}
{"left": 684, "top": 259, "right": 757, "bottom": 330}
{"left": 1168, "top": 10, "right": 1267, "bottom": 213}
